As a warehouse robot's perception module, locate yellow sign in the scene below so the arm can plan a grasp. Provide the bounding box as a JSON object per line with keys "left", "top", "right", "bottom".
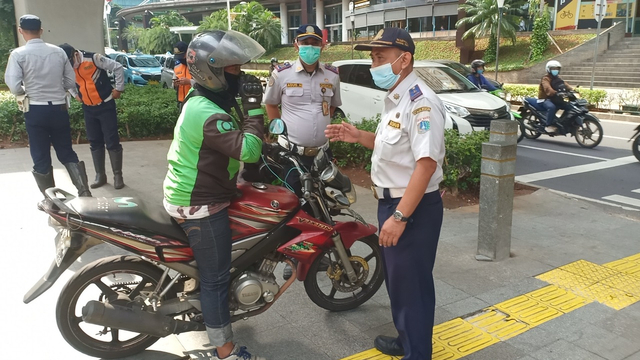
{"left": 579, "top": 1, "right": 635, "bottom": 20}
{"left": 555, "top": 0, "right": 580, "bottom": 30}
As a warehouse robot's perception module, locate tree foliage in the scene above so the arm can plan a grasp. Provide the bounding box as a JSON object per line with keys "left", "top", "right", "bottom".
{"left": 199, "top": 1, "right": 281, "bottom": 52}
{"left": 456, "top": 0, "right": 525, "bottom": 44}
{"left": 529, "top": 6, "right": 551, "bottom": 61}
{"left": 123, "top": 11, "right": 191, "bottom": 54}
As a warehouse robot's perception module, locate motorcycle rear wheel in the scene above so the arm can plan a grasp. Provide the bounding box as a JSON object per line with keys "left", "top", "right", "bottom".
{"left": 575, "top": 115, "right": 603, "bottom": 148}
{"left": 633, "top": 136, "right": 640, "bottom": 161}
{"left": 56, "top": 256, "right": 172, "bottom": 359}
{"left": 304, "top": 234, "right": 384, "bottom": 312}
{"left": 520, "top": 111, "right": 542, "bottom": 139}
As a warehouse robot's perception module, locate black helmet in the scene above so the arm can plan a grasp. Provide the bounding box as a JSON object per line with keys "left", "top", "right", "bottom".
{"left": 471, "top": 59, "right": 486, "bottom": 70}
{"left": 270, "top": 57, "right": 277, "bottom": 63}
{"left": 186, "top": 30, "right": 265, "bottom": 92}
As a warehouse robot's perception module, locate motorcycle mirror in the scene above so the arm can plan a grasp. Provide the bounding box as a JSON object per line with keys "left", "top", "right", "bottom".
{"left": 269, "top": 118, "right": 287, "bottom": 136}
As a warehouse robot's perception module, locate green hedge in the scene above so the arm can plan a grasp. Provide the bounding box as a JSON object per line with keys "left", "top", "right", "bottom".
{"left": 330, "top": 115, "right": 489, "bottom": 191}
{"left": 502, "top": 84, "right": 608, "bottom": 108}
{"left": 0, "top": 84, "right": 180, "bottom": 143}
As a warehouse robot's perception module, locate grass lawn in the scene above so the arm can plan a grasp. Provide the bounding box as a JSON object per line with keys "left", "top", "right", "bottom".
{"left": 261, "top": 33, "right": 595, "bottom": 72}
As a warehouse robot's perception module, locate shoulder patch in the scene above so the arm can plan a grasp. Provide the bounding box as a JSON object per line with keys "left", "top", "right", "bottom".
{"left": 409, "top": 85, "right": 423, "bottom": 102}
{"left": 412, "top": 106, "right": 431, "bottom": 115}
{"left": 275, "top": 63, "right": 293, "bottom": 72}
{"left": 324, "top": 64, "right": 339, "bottom": 74}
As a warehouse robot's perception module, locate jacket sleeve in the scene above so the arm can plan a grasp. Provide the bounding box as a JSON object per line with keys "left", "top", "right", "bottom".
{"left": 482, "top": 76, "right": 497, "bottom": 91}
{"left": 202, "top": 109, "right": 265, "bottom": 163}
{"left": 94, "top": 53, "right": 125, "bottom": 91}
{"left": 541, "top": 76, "right": 556, "bottom": 97}
{"left": 62, "top": 54, "right": 77, "bottom": 93}
{"left": 4, "top": 51, "right": 25, "bottom": 96}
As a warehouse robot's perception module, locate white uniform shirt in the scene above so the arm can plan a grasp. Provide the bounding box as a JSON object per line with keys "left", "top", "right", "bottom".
{"left": 264, "top": 59, "right": 341, "bottom": 147}
{"left": 371, "top": 71, "right": 445, "bottom": 193}
{"left": 4, "top": 39, "right": 76, "bottom": 103}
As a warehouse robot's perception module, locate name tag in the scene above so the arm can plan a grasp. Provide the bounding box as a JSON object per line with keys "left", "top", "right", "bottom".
{"left": 387, "top": 120, "right": 401, "bottom": 129}
{"left": 286, "top": 83, "right": 302, "bottom": 88}
{"left": 320, "top": 83, "right": 333, "bottom": 89}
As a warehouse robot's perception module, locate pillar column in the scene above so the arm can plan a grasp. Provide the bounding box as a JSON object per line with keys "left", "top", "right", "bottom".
{"left": 13, "top": 0, "right": 104, "bottom": 53}
{"left": 342, "top": 0, "right": 350, "bottom": 43}
{"left": 280, "top": 2, "right": 289, "bottom": 44}
{"left": 316, "top": 0, "right": 325, "bottom": 28}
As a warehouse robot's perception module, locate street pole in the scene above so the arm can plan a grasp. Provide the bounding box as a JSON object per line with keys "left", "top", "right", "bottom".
{"left": 590, "top": 0, "right": 605, "bottom": 90}
{"left": 106, "top": 16, "right": 112, "bottom": 49}
{"left": 494, "top": 9, "right": 502, "bottom": 82}
{"left": 227, "top": 0, "right": 232, "bottom": 30}
{"left": 431, "top": 0, "right": 436, "bottom": 37}
{"left": 349, "top": 2, "right": 355, "bottom": 59}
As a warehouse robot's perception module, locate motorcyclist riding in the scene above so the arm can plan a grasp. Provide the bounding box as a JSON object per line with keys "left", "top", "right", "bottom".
{"left": 269, "top": 57, "right": 278, "bottom": 76}
{"left": 162, "top": 30, "right": 266, "bottom": 360}
{"left": 467, "top": 59, "right": 498, "bottom": 91}
{"left": 525, "top": 60, "right": 573, "bottom": 133}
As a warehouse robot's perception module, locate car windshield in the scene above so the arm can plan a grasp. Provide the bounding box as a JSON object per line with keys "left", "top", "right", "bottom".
{"left": 129, "top": 57, "right": 161, "bottom": 67}
{"left": 446, "top": 62, "right": 472, "bottom": 76}
{"left": 415, "top": 66, "right": 480, "bottom": 93}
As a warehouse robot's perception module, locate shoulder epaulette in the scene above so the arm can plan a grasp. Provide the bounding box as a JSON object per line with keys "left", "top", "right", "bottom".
{"left": 409, "top": 84, "right": 423, "bottom": 102}
{"left": 275, "top": 63, "right": 293, "bottom": 72}
{"left": 324, "top": 64, "right": 339, "bottom": 74}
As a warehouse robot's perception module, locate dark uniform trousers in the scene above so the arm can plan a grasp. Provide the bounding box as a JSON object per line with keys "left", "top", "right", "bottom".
{"left": 377, "top": 190, "right": 443, "bottom": 360}
{"left": 83, "top": 99, "right": 122, "bottom": 152}
{"left": 24, "top": 104, "right": 79, "bottom": 174}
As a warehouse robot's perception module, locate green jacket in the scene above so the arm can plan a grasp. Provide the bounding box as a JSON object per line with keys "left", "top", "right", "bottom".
{"left": 163, "top": 94, "right": 264, "bottom": 206}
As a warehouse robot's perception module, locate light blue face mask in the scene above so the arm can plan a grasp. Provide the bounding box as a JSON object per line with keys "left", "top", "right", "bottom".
{"left": 477, "top": 69, "right": 484, "bottom": 75}
{"left": 370, "top": 53, "right": 405, "bottom": 90}
{"left": 551, "top": 70, "right": 560, "bottom": 76}
{"left": 298, "top": 45, "right": 322, "bottom": 65}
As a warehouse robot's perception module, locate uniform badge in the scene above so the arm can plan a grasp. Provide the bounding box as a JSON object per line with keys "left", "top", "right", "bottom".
{"left": 416, "top": 115, "right": 430, "bottom": 134}
{"left": 409, "top": 85, "right": 423, "bottom": 102}
{"left": 395, "top": 112, "right": 400, "bottom": 118}
{"left": 412, "top": 106, "right": 431, "bottom": 115}
{"left": 388, "top": 120, "right": 401, "bottom": 129}
{"left": 268, "top": 76, "right": 275, "bottom": 87}
{"left": 286, "top": 83, "right": 303, "bottom": 88}
{"left": 275, "top": 63, "right": 292, "bottom": 72}
{"left": 393, "top": 93, "right": 400, "bottom": 100}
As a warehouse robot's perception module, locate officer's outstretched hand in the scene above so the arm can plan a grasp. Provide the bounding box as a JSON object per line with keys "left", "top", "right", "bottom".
{"left": 238, "top": 74, "right": 263, "bottom": 111}
{"left": 325, "top": 122, "right": 360, "bottom": 143}
{"left": 379, "top": 216, "right": 407, "bottom": 247}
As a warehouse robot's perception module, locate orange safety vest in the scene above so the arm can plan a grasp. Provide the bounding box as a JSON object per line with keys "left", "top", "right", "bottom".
{"left": 174, "top": 63, "right": 192, "bottom": 102}
{"left": 75, "top": 52, "right": 112, "bottom": 106}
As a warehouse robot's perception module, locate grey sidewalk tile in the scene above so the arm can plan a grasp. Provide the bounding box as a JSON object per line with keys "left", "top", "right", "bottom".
{"left": 295, "top": 316, "right": 375, "bottom": 359}
{"left": 594, "top": 304, "right": 640, "bottom": 344}
{"left": 505, "top": 327, "right": 557, "bottom": 354}
{"left": 462, "top": 341, "right": 526, "bottom": 360}
{"left": 573, "top": 324, "right": 640, "bottom": 360}
{"left": 566, "top": 303, "right": 619, "bottom": 326}
{"left": 434, "top": 306, "right": 456, "bottom": 325}
{"left": 530, "top": 340, "right": 606, "bottom": 360}
{"left": 363, "top": 321, "right": 397, "bottom": 340}
{"left": 435, "top": 279, "right": 473, "bottom": 306}
{"left": 624, "top": 351, "right": 640, "bottom": 360}
{"left": 336, "top": 301, "right": 394, "bottom": 331}
{"left": 475, "top": 277, "right": 546, "bottom": 305}
{"left": 233, "top": 323, "right": 332, "bottom": 360}
{"left": 535, "top": 310, "right": 592, "bottom": 343}
{"left": 442, "top": 296, "right": 491, "bottom": 318}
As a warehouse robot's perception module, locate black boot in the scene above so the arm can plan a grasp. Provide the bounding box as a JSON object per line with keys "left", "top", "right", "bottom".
{"left": 32, "top": 167, "right": 55, "bottom": 196}
{"left": 64, "top": 161, "right": 92, "bottom": 197}
{"left": 374, "top": 335, "right": 404, "bottom": 356}
{"left": 108, "top": 148, "right": 125, "bottom": 190}
{"left": 90, "top": 148, "right": 107, "bottom": 189}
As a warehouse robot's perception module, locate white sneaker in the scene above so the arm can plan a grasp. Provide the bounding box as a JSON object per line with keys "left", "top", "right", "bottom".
{"left": 545, "top": 125, "right": 557, "bottom": 133}
{"left": 185, "top": 344, "right": 265, "bottom": 360}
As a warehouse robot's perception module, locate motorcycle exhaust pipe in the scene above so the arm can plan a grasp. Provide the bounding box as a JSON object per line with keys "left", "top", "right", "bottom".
{"left": 82, "top": 300, "right": 204, "bottom": 337}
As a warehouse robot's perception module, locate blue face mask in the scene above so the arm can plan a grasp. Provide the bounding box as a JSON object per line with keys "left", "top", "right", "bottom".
{"left": 477, "top": 69, "right": 484, "bottom": 75}
{"left": 370, "top": 54, "right": 405, "bottom": 90}
{"left": 551, "top": 70, "right": 560, "bottom": 76}
{"left": 298, "top": 45, "right": 322, "bottom": 65}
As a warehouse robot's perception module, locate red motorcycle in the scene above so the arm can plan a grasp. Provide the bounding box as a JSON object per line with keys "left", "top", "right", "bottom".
{"left": 23, "top": 119, "right": 383, "bottom": 358}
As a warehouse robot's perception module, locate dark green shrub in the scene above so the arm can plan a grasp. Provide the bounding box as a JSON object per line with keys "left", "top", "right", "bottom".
{"left": 329, "top": 115, "right": 380, "bottom": 172}
{"left": 441, "top": 129, "right": 490, "bottom": 193}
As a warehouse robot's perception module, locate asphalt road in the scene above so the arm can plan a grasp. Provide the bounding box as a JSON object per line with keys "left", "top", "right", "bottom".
{"left": 515, "top": 118, "right": 640, "bottom": 211}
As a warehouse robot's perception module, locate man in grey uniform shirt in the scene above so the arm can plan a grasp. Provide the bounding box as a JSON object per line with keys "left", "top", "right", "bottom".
{"left": 4, "top": 14, "right": 91, "bottom": 197}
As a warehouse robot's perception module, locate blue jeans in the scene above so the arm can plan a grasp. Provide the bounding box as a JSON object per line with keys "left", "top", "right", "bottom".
{"left": 24, "top": 104, "right": 79, "bottom": 173}
{"left": 525, "top": 98, "right": 567, "bottom": 126}
{"left": 179, "top": 208, "right": 233, "bottom": 347}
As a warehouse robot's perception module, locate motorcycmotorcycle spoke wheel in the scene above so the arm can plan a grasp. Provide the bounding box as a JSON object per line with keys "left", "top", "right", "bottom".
{"left": 574, "top": 115, "right": 603, "bottom": 148}
{"left": 56, "top": 256, "right": 176, "bottom": 359}
{"left": 304, "top": 235, "right": 384, "bottom": 311}
{"left": 633, "top": 136, "right": 640, "bottom": 161}
{"left": 521, "top": 112, "right": 542, "bottom": 139}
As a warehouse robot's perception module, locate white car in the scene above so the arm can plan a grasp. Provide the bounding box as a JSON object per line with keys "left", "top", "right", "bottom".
{"left": 332, "top": 60, "right": 514, "bottom": 134}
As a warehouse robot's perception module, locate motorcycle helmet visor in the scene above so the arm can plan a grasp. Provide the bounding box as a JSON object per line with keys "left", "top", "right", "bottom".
{"left": 189, "top": 30, "right": 266, "bottom": 69}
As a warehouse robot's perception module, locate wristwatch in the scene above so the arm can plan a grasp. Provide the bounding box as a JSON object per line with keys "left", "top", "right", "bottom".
{"left": 393, "top": 209, "right": 409, "bottom": 222}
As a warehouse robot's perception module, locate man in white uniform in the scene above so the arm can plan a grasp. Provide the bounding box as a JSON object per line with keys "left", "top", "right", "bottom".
{"left": 325, "top": 27, "right": 446, "bottom": 360}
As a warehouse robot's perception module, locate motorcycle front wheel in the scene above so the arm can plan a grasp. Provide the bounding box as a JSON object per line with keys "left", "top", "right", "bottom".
{"left": 520, "top": 111, "right": 542, "bottom": 139}
{"left": 633, "top": 136, "right": 640, "bottom": 161}
{"left": 304, "top": 234, "right": 384, "bottom": 312}
{"left": 575, "top": 115, "right": 604, "bottom": 148}
{"left": 56, "top": 256, "right": 173, "bottom": 359}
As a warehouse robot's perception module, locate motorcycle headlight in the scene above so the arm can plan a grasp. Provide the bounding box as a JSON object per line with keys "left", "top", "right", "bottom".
{"left": 574, "top": 92, "right": 581, "bottom": 98}
{"left": 443, "top": 102, "right": 470, "bottom": 117}
{"left": 320, "top": 162, "right": 339, "bottom": 183}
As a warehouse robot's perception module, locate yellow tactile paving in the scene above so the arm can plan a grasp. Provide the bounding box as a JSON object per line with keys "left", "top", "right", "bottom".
{"left": 342, "top": 253, "right": 640, "bottom": 360}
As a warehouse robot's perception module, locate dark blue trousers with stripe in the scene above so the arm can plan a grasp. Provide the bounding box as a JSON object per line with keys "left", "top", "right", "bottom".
{"left": 377, "top": 190, "right": 443, "bottom": 360}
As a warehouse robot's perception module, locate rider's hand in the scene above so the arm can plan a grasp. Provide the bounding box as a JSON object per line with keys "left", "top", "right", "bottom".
{"left": 379, "top": 216, "right": 407, "bottom": 247}
{"left": 325, "top": 122, "right": 361, "bottom": 144}
{"left": 238, "top": 74, "right": 263, "bottom": 112}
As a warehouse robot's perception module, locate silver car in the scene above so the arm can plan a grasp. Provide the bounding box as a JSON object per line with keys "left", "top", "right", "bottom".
{"left": 160, "top": 55, "right": 175, "bottom": 89}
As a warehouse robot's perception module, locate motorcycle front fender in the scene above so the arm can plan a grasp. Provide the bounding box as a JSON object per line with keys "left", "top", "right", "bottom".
{"left": 23, "top": 232, "right": 100, "bottom": 304}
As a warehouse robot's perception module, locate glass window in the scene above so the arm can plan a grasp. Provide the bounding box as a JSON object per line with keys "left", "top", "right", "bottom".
{"left": 349, "top": 64, "right": 383, "bottom": 90}
{"left": 338, "top": 64, "right": 353, "bottom": 83}
{"left": 129, "top": 57, "right": 161, "bottom": 67}
{"left": 414, "top": 66, "right": 480, "bottom": 93}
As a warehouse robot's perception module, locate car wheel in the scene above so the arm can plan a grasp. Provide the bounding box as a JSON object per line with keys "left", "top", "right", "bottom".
{"left": 332, "top": 108, "right": 346, "bottom": 122}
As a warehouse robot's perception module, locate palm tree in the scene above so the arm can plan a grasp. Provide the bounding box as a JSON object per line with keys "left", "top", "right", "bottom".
{"left": 198, "top": 10, "right": 228, "bottom": 32}
{"left": 122, "top": 24, "right": 145, "bottom": 50}
{"left": 150, "top": 10, "right": 192, "bottom": 28}
{"left": 249, "top": 12, "right": 282, "bottom": 52}
{"left": 456, "top": 0, "right": 524, "bottom": 44}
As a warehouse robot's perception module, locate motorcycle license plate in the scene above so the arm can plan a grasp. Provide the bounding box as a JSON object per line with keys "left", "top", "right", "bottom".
{"left": 55, "top": 229, "right": 71, "bottom": 267}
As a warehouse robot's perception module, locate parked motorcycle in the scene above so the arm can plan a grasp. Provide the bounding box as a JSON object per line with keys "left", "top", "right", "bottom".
{"left": 23, "top": 119, "right": 383, "bottom": 359}
{"left": 518, "top": 90, "right": 604, "bottom": 148}
{"left": 630, "top": 124, "right": 640, "bottom": 161}
{"left": 489, "top": 88, "right": 524, "bottom": 143}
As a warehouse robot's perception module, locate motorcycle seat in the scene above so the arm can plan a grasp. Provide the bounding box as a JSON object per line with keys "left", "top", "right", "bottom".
{"left": 66, "top": 196, "right": 189, "bottom": 243}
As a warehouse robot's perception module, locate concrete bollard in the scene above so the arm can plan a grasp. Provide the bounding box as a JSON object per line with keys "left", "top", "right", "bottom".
{"left": 476, "top": 120, "right": 518, "bottom": 262}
